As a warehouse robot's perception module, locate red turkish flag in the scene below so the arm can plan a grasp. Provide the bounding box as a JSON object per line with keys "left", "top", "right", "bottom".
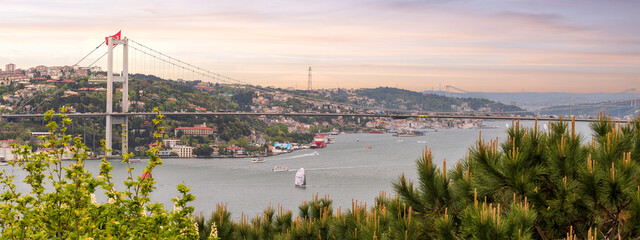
{"left": 105, "top": 30, "right": 122, "bottom": 46}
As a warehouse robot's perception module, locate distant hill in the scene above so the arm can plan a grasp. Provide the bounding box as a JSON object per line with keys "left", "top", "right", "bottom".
{"left": 349, "top": 87, "right": 525, "bottom": 114}
{"left": 422, "top": 91, "right": 636, "bottom": 110}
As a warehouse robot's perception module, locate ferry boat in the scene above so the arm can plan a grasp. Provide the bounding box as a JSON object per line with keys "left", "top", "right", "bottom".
{"left": 251, "top": 157, "right": 265, "bottom": 163}
{"left": 393, "top": 130, "right": 426, "bottom": 137}
{"left": 295, "top": 168, "right": 306, "bottom": 188}
{"left": 369, "top": 129, "right": 384, "bottom": 134}
{"left": 310, "top": 134, "right": 326, "bottom": 149}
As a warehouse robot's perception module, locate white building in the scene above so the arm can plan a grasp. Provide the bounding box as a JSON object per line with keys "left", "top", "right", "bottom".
{"left": 171, "top": 145, "right": 193, "bottom": 158}
{"left": 0, "top": 147, "right": 17, "bottom": 161}
{"left": 163, "top": 139, "right": 180, "bottom": 148}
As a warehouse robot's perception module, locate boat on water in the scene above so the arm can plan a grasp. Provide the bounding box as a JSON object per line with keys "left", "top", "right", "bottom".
{"left": 251, "top": 157, "right": 265, "bottom": 163}
{"left": 326, "top": 136, "right": 335, "bottom": 144}
{"left": 295, "top": 168, "right": 306, "bottom": 188}
{"left": 393, "top": 130, "right": 426, "bottom": 137}
{"left": 310, "top": 134, "right": 326, "bottom": 149}
{"left": 369, "top": 129, "right": 384, "bottom": 134}
{"left": 364, "top": 145, "right": 373, "bottom": 149}
{"left": 272, "top": 165, "right": 289, "bottom": 172}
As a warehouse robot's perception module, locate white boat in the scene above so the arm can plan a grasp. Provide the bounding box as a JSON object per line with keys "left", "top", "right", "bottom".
{"left": 311, "top": 151, "right": 319, "bottom": 155}
{"left": 251, "top": 157, "right": 265, "bottom": 163}
{"left": 272, "top": 165, "right": 289, "bottom": 172}
{"left": 295, "top": 168, "right": 306, "bottom": 188}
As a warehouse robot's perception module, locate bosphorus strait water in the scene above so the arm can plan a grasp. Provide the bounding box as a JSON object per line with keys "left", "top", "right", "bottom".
{"left": 6, "top": 120, "right": 593, "bottom": 218}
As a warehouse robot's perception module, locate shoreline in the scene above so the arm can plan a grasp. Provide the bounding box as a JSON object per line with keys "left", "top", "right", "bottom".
{"left": 84, "top": 126, "right": 499, "bottom": 161}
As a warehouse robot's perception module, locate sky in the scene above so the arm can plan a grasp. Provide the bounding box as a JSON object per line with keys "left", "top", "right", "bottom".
{"left": 1, "top": 0, "right": 639, "bottom": 93}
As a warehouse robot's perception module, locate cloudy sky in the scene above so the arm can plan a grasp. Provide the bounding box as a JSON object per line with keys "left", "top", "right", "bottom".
{"left": 1, "top": 0, "right": 639, "bottom": 93}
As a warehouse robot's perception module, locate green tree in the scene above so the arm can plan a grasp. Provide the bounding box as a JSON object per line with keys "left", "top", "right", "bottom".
{"left": 394, "top": 116, "right": 640, "bottom": 239}
{"left": 193, "top": 144, "right": 213, "bottom": 157}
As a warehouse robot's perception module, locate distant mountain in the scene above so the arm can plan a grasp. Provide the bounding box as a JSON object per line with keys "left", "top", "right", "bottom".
{"left": 422, "top": 91, "right": 636, "bottom": 110}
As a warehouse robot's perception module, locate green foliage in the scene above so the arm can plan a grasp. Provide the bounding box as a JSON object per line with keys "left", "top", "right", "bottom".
{"left": 193, "top": 144, "right": 214, "bottom": 157}
{"left": 265, "top": 123, "right": 313, "bottom": 143}
{"left": 0, "top": 107, "right": 205, "bottom": 239}
{"left": 393, "top": 115, "right": 640, "bottom": 239}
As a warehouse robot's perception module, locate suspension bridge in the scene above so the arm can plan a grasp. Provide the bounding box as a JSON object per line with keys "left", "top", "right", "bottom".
{"left": 0, "top": 32, "right": 633, "bottom": 156}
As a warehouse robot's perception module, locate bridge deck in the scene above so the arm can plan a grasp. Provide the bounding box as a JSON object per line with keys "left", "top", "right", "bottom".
{"left": 1, "top": 112, "right": 602, "bottom": 122}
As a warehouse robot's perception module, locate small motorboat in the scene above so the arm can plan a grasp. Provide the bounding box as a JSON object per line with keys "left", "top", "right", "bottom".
{"left": 272, "top": 165, "right": 289, "bottom": 172}
{"left": 251, "top": 157, "right": 265, "bottom": 163}
{"left": 365, "top": 145, "right": 373, "bottom": 149}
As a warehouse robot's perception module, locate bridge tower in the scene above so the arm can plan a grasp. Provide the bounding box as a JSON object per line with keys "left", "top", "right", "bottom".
{"left": 106, "top": 36, "right": 129, "bottom": 156}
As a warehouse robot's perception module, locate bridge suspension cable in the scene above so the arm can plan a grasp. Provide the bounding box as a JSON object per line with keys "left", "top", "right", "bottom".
{"left": 129, "top": 39, "right": 252, "bottom": 86}
{"left": 72, "top": 40, "right": 106, "bottom": 67}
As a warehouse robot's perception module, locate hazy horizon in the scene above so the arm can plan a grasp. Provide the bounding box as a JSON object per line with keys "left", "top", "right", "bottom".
{"left": 2, "top": 0, "right": 639, "bottom": 93}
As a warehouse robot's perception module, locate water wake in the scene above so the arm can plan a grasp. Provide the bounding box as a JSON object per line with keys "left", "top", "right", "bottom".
{"left": 273, "top": 151, "right": 319, "bottom": 160}
{"left": 298, "top": 164, "right": 412, "bottom": 172}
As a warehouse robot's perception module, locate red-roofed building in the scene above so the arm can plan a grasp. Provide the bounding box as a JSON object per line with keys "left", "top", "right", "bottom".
{"left": 174, "top": 123, "right": 215, "bottom": 137}
{"left": 46, "top": 79, "right": 75, "bottom": 84}
{"left": 226, "top": 145, "right": 246, "bottom": 155}
{"left": 0, "top": 139, "right": 17, "bottom": 148}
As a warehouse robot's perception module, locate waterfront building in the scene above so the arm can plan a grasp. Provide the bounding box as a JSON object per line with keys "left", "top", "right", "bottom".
{"left": 0, "top": 146, "right": 16, "bottom": 161}
{"left": 226, "top": 145, "right": 246, "bottom": 155}
{"left": 171, "top": 145, "right": 193, "bottom": 158}
{"left": 0, "top": 139, "right": 17, "bottom": 148}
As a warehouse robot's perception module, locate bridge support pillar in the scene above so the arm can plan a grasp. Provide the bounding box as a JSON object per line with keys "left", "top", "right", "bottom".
{"left": 105, "top": 36, "right": 129, "bottom": 157}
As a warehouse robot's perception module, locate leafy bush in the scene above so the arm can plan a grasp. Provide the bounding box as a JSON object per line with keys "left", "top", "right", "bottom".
{"left": 0, "top": 107, "right": 216, "bottom": 239}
